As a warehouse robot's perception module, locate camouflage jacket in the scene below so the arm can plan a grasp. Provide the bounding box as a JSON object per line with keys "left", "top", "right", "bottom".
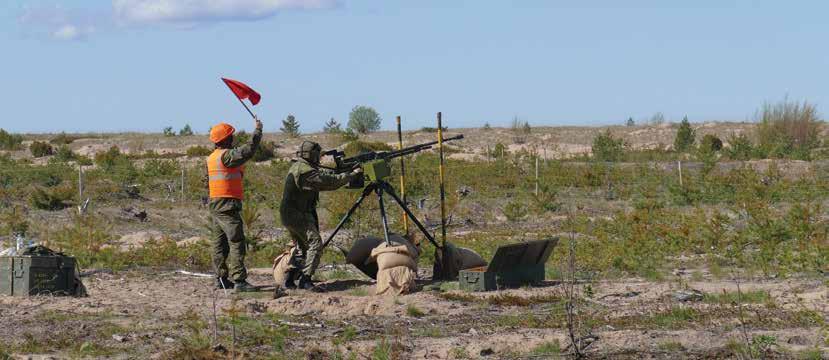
{"left": 279, "top": 158, "right": 353, "bottom": 224}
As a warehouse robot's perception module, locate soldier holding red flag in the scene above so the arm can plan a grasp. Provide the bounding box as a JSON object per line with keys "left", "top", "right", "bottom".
{"left": 208, "top": 78, "right": 265, "bottom": 292}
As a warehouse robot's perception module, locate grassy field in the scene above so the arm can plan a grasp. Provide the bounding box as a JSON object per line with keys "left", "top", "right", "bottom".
{"left": 0, "top": 120, "right": 827, "bottom": 358}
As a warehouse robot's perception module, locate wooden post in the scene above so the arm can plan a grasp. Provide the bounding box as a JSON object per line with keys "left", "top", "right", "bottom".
{"left": 396, "top": 116, "right": 409, "bottom": 236}
{"left": 678, "top": 160, "right": 683, "bottom": 187}
{"left": 77, "top": 164, "right": 84, "bottom": 215}
{"left": 78, "top": 165, "right": 83, "bottom": 203}
{"left": 535, "top": 156, "right": 539, "bottom": 196}
{"left": 437, "top": 112, "right": 447, "bottom": 247}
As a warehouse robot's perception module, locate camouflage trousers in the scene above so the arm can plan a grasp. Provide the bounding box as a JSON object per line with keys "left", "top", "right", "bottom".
{"left": 283, "top": 212, "right": 322, "bottom": 278}
{"left": 208, "top": 199, "right": 247, "bottom": 282}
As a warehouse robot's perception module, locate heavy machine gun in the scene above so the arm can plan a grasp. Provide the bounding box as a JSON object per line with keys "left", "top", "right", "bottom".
{"left": 319, "top": 133, "right": 465, "bottom": 278}
{"left": 322, "top": 134, "right": 464, "bottom": 188}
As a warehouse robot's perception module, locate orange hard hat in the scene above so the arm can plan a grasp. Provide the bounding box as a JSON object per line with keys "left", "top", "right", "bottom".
{"left": 210, "top": 123, "right": 235, "bottom": 143}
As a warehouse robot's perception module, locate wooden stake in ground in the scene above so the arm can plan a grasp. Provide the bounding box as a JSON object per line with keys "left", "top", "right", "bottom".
{"left": 397, "top": 116, "right": 409, "bottom": 236}
{"left": 678, "top": 160, "right": 683, "bottom": 187}
{"left": 77, "top": 165, "right": 84, "bottom": 215}
{"left": 437, "top": 112, "right": 447, "bottom": 246}
{"left": 535, "top": 156, "right": 539, "bottom": 196}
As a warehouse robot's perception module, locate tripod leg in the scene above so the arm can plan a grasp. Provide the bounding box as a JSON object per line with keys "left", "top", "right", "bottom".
{"left": 379, "top": 181, "right": 441, "bottom": 249}
{"left": 320, "top": 184, "right": 375, "bottom": 250}
{"left": 376, "top": 187, "right": 392, "bottom": 245}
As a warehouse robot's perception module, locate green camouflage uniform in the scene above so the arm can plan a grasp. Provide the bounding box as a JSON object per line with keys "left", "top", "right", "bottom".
{"left": 207, "top": 128, "right": 261, "bottom": 282}
{"left": 280, "top": 158, "right": 354, "bottom": 278}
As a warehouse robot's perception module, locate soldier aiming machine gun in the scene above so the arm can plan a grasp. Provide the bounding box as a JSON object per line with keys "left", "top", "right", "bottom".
{"left": 319, "top": 134, "right": 464, "bottom": 276}
{"left": 321, "top": 134, "right": 464, "bottom": 188}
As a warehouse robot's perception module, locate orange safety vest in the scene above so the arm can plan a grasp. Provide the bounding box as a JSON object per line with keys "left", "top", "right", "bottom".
{"left": 207, "top": 149, "right": 245, "bottom": 199}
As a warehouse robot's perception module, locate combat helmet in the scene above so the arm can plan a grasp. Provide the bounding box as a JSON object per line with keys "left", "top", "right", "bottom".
{"left": 296, "top": 141, "right": 322, "bottom": 164}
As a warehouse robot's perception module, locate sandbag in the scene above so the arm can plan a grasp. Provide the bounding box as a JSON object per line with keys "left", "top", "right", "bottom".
{"left": 272, "top": 247, "right": 298, "bottom": 288}
{"left": 456, "top": 247, "right": 487, "bottom": 269}
{"left": 370, "top": 243, "right": 417, "bottom": 271}
{"left": 375, "top": 266, "right": 417, "bottom": 296}
{"left": 348, "top": 234, "right": 418, "bottom": 265}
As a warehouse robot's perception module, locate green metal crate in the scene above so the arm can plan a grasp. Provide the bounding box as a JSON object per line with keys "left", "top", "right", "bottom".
{"left": 0, "top": 255, "right": 78, "bottom": 296}
{"left": 459, "top": 238, "right": 557, "bottom": 292}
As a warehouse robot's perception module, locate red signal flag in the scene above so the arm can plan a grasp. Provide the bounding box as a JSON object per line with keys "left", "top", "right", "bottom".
{"left": 221, "top": 77, "right": 261, "bottom": 105}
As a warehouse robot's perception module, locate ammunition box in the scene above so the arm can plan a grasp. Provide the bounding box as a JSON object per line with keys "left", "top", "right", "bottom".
{"left": 459, "top": 238, "right": 557, "bottom": 292}
{"left": 0, "top": 255, "right": 78, "bottom": 296}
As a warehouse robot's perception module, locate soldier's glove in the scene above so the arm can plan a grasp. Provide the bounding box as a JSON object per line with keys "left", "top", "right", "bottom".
{"left": 349, "top": 168, "right": 363, "bottom": 179}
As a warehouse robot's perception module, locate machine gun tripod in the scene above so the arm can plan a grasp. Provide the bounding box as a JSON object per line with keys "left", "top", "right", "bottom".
{"left": 321, "top": 178, "right": 439, "bottom": 251}
{"left": 319, "top": 134, "right": 464, "bottom": 278}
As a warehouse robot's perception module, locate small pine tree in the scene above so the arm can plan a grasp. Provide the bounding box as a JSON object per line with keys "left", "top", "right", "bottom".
{"left": 162, "top": 127, "right": 175, "bottom": 137}
{"left": 323, "top": 117, "right": 342, "bottom": 133}
{"left": 178, "top": 124, "right": 194, "bottom": 136}
{"left": 281, "top": 114, "right": 300, "bottom": 138}
{"left": 592, "top": 130, "right": 625, "bottom": 162}
{"left": 626, "top": 117, "right": 635, "bottom": 127}
{"left": 482, "top": 122, "right": 492, "bottom": 131}
{"left": 674, "top": 116, "right": 695, "bottom": 152}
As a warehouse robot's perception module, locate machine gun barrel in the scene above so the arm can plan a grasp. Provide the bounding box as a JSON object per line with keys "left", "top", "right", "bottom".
{"left": 325, "top": 134, "right": 464, "bottom": 174}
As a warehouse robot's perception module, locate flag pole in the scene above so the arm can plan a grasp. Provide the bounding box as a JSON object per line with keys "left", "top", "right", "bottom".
{"left": 235, "top": 97, "right": 257, "bottom": 119}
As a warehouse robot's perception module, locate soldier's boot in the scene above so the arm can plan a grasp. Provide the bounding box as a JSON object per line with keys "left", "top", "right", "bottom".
{"left": 273, "top": 286, "right": 288, "bottom": 299}
{"left": 284, "top": 269, "right": 299, "bottom": 289}
{"left": 216, "top": 277, "right": 234, "bottom": 290}
{"left": 298, "top": 275, "right": 323, "bottom": 292}
{"left": 233, "top": 280, "right": 258, "bottom": 293}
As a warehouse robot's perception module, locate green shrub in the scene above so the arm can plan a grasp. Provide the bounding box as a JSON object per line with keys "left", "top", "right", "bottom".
{"left": 724, "top": 133, "right": 754, "bottom": 160}
{"left": 49, "top": 132, "right": 78, "bottom": 145}
{"left": 178, "top": 124, "right": 194, "bottom": 136}
{"left": 591, "top": 130, "right": 625, "bottom": 162}
{"left": 344, "top": 140, "right": 392, "bottom": 156}
{"left": 0, "top": 206, "right": 29, "bottom": 236}
{"left": 348, "top": 105, "right": 381, "bottom": 134}
{"left": 186, "top": 145, "right": 213, "bottom": 157}
{"left": 94, "top": 146, "right": 129, "bottom": 169}
{"left": 340, "top": 128, "right": 359, "bottom": 143}
{"left": 699, "top": 134, "right": 723, "bottom": 153}
{"left": 143, "top": 159, "right": 178, "bottom": 178}
{"left": 531, "top": 184, "right": 559, "bottom": 213}
{"left": 253, "top": 141, "right": 278, "bottom": 162}
{"left": 0, "top": 129, "right": 23, "bottom": 150}
{"left": 419, "top": 126, "right": 447, "bottom": 133}
{"left": 674, "top": 116, "right": 695, "bottom": 152}
{"left": 29, "top": 141, "right": 54, "bottom": 158}
{"left": 755, "top": 97, "right": 821, "bottom": 159}
{"left": 503, "top": 200, "right": 528, "bottom": 222}
{"left": 162, "top": 126, "right": 175, "bottom": 137}
{"left": 51, "top": 145, "right": 91, "bottom": 165}
{"left": 323, "top": 118, "right": 342, "bottom": 134}
{"left": 28, "top": 185, "right": 73, "bottom": 210}
{"left": 232, "top": 130, "right": 250, "bottom": 147}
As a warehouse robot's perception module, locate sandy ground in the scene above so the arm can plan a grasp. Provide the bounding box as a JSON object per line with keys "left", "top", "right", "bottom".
{"left": 1, "top": 266, "right": 826, "bottom": 359}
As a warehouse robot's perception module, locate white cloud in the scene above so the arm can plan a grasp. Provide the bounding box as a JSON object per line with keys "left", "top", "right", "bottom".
{"left": 113, "top": 0, "right": 337, "bottom": 24}
{"left": 19, "top": 5, "right": 102, "bottom": 41}
{"left": 53, "top": 25, "right": 80, "bottom": 40}
{"left": 52, "top": 24, "right": 96, "bottom": 40}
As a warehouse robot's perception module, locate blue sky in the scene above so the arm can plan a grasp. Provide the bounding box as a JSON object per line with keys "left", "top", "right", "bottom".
{"left": 1, "top": 0, "right": 828, "bottom": 133}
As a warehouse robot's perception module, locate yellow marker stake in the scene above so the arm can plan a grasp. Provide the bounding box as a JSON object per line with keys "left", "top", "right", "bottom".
{"left": 437, "top": 112, "right": 447, "bottom": 246}
{"left": 397, "top": 116, "right": 409, "bottom": 236}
